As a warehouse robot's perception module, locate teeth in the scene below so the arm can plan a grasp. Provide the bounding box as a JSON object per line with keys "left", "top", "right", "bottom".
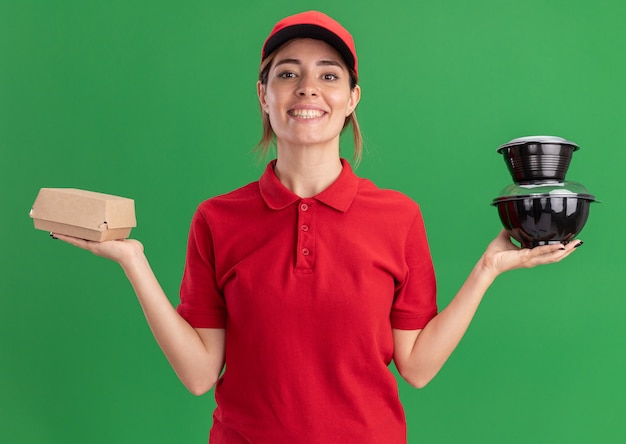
{"left": 290, "top": 109, "right": 324, "bottom": 118}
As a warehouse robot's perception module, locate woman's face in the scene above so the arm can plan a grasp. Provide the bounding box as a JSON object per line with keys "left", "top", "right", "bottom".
{"left": 257, "top": 38, "right": 360, "bottom": 151}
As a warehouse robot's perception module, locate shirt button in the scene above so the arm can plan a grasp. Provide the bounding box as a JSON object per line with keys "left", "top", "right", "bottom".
{"left": 301, "top": 248, "right": 310, "bottom": 256}
{"left": 300, "top": 203, "right": 309, "bottom": 212}
{"left": 301, "top": 225, "right": 309, "bottom": 232}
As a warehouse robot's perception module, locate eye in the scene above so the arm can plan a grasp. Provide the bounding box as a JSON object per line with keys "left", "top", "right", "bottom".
{"left": 322, "top": 73, "right": 339, "bottom": 81}
{"left": 277, "top": 71, "right": 297, "bottom": 79}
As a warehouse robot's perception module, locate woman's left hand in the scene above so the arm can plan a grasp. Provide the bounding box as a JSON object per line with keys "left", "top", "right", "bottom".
{"left": 482, "top": 229, "right": 582, "bottom": 276}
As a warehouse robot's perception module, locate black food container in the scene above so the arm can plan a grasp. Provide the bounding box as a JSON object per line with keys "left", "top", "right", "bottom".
{"left": 497, "top": 135, "right": 579, "bottom": 183}
{"left": 492, "top": 181, "right": 597, "bottom": 248}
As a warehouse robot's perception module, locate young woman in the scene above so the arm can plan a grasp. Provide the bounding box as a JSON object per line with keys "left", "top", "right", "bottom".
{"left": 54, "top": 10, "right": 582, "bottom": 443}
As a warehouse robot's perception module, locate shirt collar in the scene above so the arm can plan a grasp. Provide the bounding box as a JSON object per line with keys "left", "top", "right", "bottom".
{"left": 259, "top": 158, "right": 359, "bottom": 212}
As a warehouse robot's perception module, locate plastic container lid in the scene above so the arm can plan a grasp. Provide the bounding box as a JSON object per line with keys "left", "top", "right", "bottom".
{"left": 497, "top": 135, "right": 579, "bottom": 153}
{"left": 491, "top": 181, "right": 597, "bottom": 205}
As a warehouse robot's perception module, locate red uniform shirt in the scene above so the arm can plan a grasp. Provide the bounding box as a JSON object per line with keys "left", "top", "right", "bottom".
{"left": 177, "top": 159, "right": 438, "bottom": 443}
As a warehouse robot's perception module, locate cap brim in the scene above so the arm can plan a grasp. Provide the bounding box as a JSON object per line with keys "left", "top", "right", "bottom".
{"left": 263, "top": 24, "right": 355, "bottom": 72}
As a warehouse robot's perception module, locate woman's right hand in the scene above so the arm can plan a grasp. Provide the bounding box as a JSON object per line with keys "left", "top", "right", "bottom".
{"left": 52, "top": 233, "right": 145, "bottom": 266}
{"left": 52, "top": 232, "right": 224, "bottom": 394}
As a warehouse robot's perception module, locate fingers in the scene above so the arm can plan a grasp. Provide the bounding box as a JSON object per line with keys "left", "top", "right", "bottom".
{"left": 524, "top": 240, "right": 583, "bottom": 267}
{"left": 51, "top": 233, "right": 95, "bottom": 252}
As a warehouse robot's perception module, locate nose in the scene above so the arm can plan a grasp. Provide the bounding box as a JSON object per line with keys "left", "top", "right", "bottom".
{"left": 296, "top": 74, "right": 318, "bottom": 97}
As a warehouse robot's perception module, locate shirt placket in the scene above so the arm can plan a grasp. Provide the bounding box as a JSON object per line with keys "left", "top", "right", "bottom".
{"left": 295, "top": 199, "right": 315, "bottom": 273}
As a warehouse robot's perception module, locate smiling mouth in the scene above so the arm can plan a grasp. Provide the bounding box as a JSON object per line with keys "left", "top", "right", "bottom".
{"left": 288, "top": 109, "right": 325, "bottom": 119}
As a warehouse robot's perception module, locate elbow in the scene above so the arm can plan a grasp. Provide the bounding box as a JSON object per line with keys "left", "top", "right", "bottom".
{"left": 184, "top": 376, "right": 219, "bottom": 396}
{"left": 405, "top": 376, "right": 432, "bottom": 389}
{"left": 403, "top": 374, "right": 432, "bottom": 389}
{"left": 398, "top": 367, "right": 435, "bottom": 389}
{"left": 178, "top": 359, "right": 224, "bottom": 396}
{"left": 187, "top": 384, "right": 210, "bottom": 397}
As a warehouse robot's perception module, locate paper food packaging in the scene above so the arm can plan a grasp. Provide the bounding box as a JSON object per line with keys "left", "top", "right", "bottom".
{"left": 30, "top": 188, "right": 137, "bottom": 242}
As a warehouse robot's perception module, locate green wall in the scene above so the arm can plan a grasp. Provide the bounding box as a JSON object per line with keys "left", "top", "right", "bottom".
{"left": 2, "top": 0, "right": 624, "bottom": 442}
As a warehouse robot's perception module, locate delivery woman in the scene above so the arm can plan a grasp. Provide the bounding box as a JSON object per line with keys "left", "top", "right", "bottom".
{"left": 54, "top": 10, "right": 582, "bottom": 443}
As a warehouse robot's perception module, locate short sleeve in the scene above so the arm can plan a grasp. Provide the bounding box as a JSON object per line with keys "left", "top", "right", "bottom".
{"left": 176, "top": 205, "right": 227, "bottom": 328}
{"left": 390, "top": 207, "right": 438, "bottom": 330}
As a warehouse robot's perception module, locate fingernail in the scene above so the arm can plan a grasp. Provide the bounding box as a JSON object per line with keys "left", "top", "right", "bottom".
{"left": 574, "top": 241, "right": 584, "bottom": 248}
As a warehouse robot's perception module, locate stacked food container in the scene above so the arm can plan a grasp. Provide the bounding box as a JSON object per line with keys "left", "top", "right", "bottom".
{"left": 491, "top": 136, "right": 598, "bottom": 248}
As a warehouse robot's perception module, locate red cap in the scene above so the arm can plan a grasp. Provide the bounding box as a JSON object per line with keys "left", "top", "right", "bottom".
{"left": 261, "top": 11, "right": 358, "bottom": 76}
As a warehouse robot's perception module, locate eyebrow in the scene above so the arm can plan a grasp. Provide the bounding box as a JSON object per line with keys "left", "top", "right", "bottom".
{"left": 273, "top": 58, "right": 345, "bottom": 70}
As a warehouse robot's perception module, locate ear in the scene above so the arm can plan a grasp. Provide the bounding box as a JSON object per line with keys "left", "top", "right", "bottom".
{"left": 257, "top": 81, "right": 269, "bottom": 113}
{"left": 346, "top": 84, "right": 361, "bottom": 116}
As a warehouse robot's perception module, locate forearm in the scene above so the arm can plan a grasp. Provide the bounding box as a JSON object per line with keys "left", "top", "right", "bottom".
{"left": 120, "top": 252, "right": 223, "bottom": 394}
{"left": 400, "top": 257, "right": 497, "bottom": 387}
{"left": 395, "top": 231, "right": 579, "bottom": 388}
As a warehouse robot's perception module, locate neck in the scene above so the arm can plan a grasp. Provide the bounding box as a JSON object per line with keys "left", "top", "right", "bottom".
{"left": 274, "top": 144, "right": 343, "bottom": 198}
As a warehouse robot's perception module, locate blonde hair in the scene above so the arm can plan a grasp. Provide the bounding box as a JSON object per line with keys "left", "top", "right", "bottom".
{"left": 255, "top": 49, "right": 363, "bottom": 166}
